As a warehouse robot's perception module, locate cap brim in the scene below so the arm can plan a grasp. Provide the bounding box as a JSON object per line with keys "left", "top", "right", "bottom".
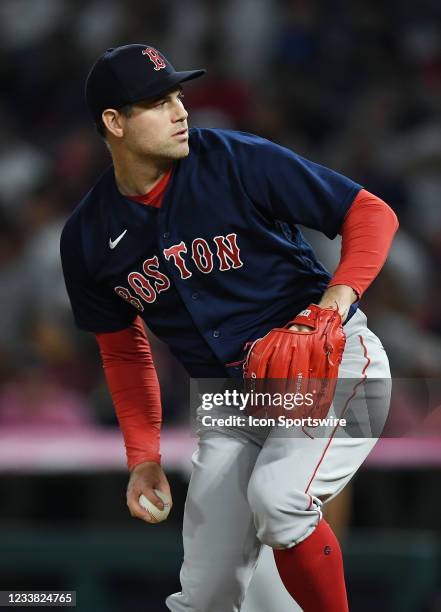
{"left": 126, "top": 69, "right": 206, "bottom": 107}
{"left": 172, "top": 69, "right": 206, "bottom": 85}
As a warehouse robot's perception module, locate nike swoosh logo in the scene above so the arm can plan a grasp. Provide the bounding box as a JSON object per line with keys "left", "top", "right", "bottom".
{"left": 109, "top": 229, "right": 127, "bottom": 249}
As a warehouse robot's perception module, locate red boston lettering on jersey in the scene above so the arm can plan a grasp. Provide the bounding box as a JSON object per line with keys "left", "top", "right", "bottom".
{"left": 213, "top": 233, "right": 243, "bottom": 271}
{"left": 163, "top": 241, "right": 192, "bottom": 279}
{"left": 143, "top": 256, "right": 171, "bottom": 293}
{"left": 128, "top": 272, "right": 156, "bottom": 303}
{"left": 114, "top": 234, "right": 243, "bottom": 308}
{"left": 142, "top": 47, "right": 166, "bottom": 71}
{"left": 114, "top": 286, "right": 144, "bottom": 312}
{"left": 191, "top": 238, "right": 214, "bottom": 274}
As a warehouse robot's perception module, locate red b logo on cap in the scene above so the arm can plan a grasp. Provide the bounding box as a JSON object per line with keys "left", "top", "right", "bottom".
{"left": 142, "top": 47, "right": 166, "bottom": 71}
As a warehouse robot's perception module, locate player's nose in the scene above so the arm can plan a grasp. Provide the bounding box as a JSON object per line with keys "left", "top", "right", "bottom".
{"left": 172, "top": 100, "right": 188, "bottom": 123}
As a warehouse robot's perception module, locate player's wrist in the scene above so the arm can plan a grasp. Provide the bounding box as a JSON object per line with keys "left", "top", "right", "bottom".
{"left": 318, "top": 285, "right": 357, "bottom": 322}
{"left": 129, "top": 457, "right": 162, "bottom": 473}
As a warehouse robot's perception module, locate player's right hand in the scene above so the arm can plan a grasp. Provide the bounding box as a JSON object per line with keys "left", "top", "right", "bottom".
{"left": 126, "top": 461, "right": 172, "bottom": 524}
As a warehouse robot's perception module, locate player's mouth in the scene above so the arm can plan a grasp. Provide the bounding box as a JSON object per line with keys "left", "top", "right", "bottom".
{"left": 173, "top": 128, "right": 188, "bottom": 140}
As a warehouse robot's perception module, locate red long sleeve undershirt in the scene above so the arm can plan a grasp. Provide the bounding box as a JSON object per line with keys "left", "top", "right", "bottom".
{"left": 96, "top": 317, "right": 162, "bottom": 470}
{"left": 96, "top": 187, "right": 398, "bottom": 471}
{"left": 329, "top": 188, "right": 399, "bottom": 297}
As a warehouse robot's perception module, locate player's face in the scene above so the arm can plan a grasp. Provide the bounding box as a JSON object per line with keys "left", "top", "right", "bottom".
{"left": 121, "top": 87, "right": 189, "bottom": 160}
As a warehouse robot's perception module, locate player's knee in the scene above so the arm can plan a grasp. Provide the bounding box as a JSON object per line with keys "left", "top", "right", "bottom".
{"left": 247, "top": 479, "right": 321, "bottom": 548}
{"left": 166, "top": 568, "right": 247, "bottom": 611}
{"left": 246, "top": 478, "right": 287, "bottom": 547}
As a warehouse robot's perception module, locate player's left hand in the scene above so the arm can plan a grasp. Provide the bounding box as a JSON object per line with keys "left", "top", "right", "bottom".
{"left": 244, "top": 304, "right": 346, "bottom": 420}
{"left": 287, "top": 322, "right": 313, "bottom": 333}
{"left": 316, "top": 284, "right": 358, "bottom": 323}
{"left": 288, "top": 286, "right": 356, "bottom": 333}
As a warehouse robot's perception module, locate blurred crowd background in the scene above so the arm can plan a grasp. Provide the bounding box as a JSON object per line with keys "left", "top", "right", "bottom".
{"left": 0, "top": 0, "right": 440, "bottom": 611}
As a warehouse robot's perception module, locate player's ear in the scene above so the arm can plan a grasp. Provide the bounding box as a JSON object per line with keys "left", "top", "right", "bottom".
{"left": 102, "top": 108, "right": 125, "bottom": 139}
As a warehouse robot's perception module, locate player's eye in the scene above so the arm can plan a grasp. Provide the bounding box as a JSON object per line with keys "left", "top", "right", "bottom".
{"left": 153, "top": 91, "right": 183, "bottom": 108}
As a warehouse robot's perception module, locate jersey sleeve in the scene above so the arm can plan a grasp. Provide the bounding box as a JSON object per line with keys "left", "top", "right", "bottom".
{"left": 60, "top": 222, "right": 137, "bottom": 333}
{"left": 241, "top": 137, "right": 362, "bottom": 239}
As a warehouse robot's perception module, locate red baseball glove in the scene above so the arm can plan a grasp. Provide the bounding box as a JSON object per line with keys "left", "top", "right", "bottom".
{"left": 243, "top": 304, "right": 346, "bottom": 420}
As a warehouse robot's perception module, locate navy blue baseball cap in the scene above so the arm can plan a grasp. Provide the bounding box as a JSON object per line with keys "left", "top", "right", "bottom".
{"left": 85, "top": 44, "right": 206, "bottom": 122}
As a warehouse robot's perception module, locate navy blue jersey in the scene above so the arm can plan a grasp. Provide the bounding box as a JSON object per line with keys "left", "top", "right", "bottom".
{"left": 61, "top": 129, "right": 361, "bottom": 377}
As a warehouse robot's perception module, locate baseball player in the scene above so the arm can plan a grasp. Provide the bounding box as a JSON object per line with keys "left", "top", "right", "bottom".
{"left": 60, "top": 44, "right": 398, "bottom": 611}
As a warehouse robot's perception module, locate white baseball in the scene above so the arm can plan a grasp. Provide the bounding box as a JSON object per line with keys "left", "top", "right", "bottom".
{"left": 139, "top": 489, "right": 171, "bottom": 522}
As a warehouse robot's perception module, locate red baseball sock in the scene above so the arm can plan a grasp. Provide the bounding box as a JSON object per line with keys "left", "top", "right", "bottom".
{"left": 273, "top": 519, "right": 349, "bottom": 612}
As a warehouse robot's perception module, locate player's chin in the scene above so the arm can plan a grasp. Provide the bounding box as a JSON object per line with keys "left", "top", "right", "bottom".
{"left": 169, "top": 141, "right": 190, "bottom": 159}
